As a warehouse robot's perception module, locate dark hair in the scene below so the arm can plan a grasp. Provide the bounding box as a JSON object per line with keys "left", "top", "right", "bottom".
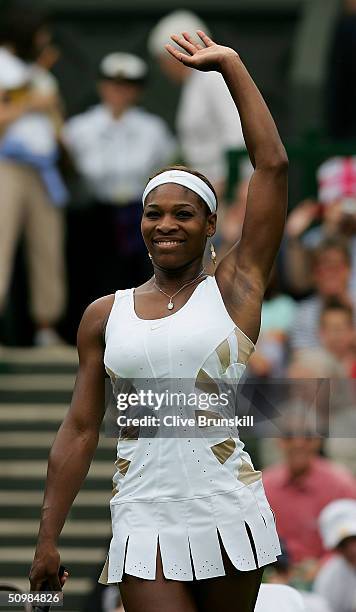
{"left": 147, "top": 165, "right": 218, "bottom": 215}
{"left": 337, "top": 535, "right": 356, "bottom": 551}
{"left": 0, "top": 2, "right": 49, "bottom": 61}
{"left": 312, "top": 236, "right": 351, "bottom": 267}
{"left": 320, "top": 297, "right": 354, "bottom": 325}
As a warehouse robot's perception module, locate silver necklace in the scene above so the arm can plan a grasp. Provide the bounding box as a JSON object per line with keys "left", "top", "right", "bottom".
{"left": 154, "top": 268, "right": 207, "bottom": 310}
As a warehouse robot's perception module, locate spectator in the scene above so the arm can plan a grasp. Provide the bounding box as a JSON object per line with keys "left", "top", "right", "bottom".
{"left": 255, "top": 584, "right": 307, "bottom": 612}
{"left": 102, "top": 585, "right": 124, "bottom": 612}
{"left": 62, "top": 52, "right": 176, "bottom": 304}
{"left": 216, "top": 170, "right": 254, "bottom": 258}
{"left": 266, "top": 541, "right": 332, "bottom": 612}
{"left": 290, "top": 238, "right": 356, "bottom": 351}
{"left": 0, "top": 5, "right": 67, "bottom": 346}
{"left": 258, "top": 349, "right": 346, "bottom": 469}
{"left": 314, "top": 499, "right": 356, "bottom": 612}
{"left": 217, "top": 177, "right": 249, "bottom": 252}
{"left": 263, "top": 424, "right": 356, "bottom": 564}
{"left": 285, "top": 157, "right": 356, "bottom": 296}
{"left": 319, "top": 299, "right": 356, "bottom": 377}
{"left": 319, "top": 303, "right": 356, "bottom": 470}
{"left": 147, "top": 10, "right": 247, "bottom": 199}
{"left": 248, "top": 266, "right": 297, "bottom": 378}
{"left": 277, "top": 347, "right": 356, "bottom": 479}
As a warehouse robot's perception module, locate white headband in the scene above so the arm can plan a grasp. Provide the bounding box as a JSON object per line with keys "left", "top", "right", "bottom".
{"left": 142, "top": 170, "right": 217, "bottom": 213}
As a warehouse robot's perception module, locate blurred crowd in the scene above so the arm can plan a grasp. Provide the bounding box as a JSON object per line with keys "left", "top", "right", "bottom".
{"left": 0, "top": 2, "right": 356, "bottom": 612}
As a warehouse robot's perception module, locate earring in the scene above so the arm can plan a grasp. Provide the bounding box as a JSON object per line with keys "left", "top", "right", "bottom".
{"left": 210, "top": 240, "right": 217, "bottom": 266}
{"left": 148, "top": 252, "right": 152, "bottom": 260}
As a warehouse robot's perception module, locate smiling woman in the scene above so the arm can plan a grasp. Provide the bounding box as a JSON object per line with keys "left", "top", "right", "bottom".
{"left": 30, "top": 30, "right": 288, "bottom": 612}
{"left": 139, "top": 166, "right": 217, "bottom": 296}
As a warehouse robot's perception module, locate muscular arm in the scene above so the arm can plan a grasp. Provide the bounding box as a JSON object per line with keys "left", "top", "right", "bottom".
{"left": 166, "top": 32, "right": 288, "bottom": 342}
{"left": 214, "top": 54, "right": 288, "bottom": 342}
{"left": 219, "top": 53, "right": 288, "bottom": 284}
{"left": 30, "top": 294, "right": 114, "bottom": 590}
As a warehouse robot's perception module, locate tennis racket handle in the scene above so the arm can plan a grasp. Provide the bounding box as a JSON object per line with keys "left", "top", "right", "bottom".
{"left": 31, "top": 565, "right": 67, "bottom": 612}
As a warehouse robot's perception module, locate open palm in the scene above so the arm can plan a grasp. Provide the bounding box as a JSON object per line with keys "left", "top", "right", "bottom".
{"left": 165, "top": 30, "right": 238, "bottom": 72}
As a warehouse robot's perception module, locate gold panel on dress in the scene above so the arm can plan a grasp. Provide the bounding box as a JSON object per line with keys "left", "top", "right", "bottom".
{"left": 112, "top": 484, "right": 119, "bottom": 496}
{"left": 105, "top": 366, "right": 117, "bottom": 381}
{"left": 98, "top": 555, "right": 109, "bottom": 584}
{"left": 234, "top": 327, "right": 255, "bottom": 365}
{"left": 119, "top": 425, "right": 139, "bottom": 440}
{"left": 216, "top": 338, "right": 231, "bottom": 373}
{"left": 194, "top": 409, "right": 221, "bottom": 426}
{"left": 115, "top": 457, "right": 131, "bottom": 476}
{"left": 195, "top": 368, "right": 219, "bottom": 395}
{"left": 210, "top": 438, "right": 236, "bottom": 464}
{"left": 236, "top": 458, "right": 262, "bottom": 485}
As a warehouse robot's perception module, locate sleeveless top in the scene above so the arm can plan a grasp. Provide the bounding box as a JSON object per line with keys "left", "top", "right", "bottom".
{"left": 98, "top": 274, "right": 281, "bottom": 583}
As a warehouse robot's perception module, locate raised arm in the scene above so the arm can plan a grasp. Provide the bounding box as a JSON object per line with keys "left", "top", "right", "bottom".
{"left": 29, "top": 295, "right": 114, "bottom": 591}
{"left": 219, "top": 45, "right": 288, "bottom": 278}
{"left": 166, "top": 31, "right": 288, "bottom": 342}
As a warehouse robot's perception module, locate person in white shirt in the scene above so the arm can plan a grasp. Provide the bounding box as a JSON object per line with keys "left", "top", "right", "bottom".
{"left": 0, "top": 6, "right": 67, "bottom": 347}
{"left": 314, "top": 499, "right": 356, "bottom": 612}
{"left": 147, "top": 10, "right": 247, "bottom": 198}
{"left": 62, "top": 52, "right": 176, "bottom": 301}
{"left": 256, "top": 584, "right": 307, "bottom": 612}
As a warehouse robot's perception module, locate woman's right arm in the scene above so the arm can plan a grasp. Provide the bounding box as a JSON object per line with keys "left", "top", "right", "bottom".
{"left": 29, "top": 295, "right": 114, "bottom": 592}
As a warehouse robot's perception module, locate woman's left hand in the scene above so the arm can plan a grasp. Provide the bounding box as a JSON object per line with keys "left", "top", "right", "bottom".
{"left": 165, "top": 30, "right": 238, "bottom": 73}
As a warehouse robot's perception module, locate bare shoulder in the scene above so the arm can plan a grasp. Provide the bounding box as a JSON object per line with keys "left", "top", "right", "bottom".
{"left": 77, "top": 294, "right": 115, "bottom": 354}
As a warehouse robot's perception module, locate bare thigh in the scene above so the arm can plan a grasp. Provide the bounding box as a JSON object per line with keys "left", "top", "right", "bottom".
{"left": 192, "top": 545, "right": 264, "bottom": 612}
{"left": 119, "top": 545, "right": 263, "bottom": 612}
{"left": 119, "top": 547, "right": 198, "bottom": 612}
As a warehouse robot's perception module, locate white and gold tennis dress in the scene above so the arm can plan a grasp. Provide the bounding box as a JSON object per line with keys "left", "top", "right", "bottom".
{"left": 98, "top": 275, "right": 280, "bottom": 583}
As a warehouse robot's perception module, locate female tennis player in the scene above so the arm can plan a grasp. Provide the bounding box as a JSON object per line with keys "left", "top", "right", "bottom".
{"left": 29, "top": 31, "right": 288, "bottom": 612}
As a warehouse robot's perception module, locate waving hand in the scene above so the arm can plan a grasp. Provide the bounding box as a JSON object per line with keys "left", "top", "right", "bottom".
{"left": 165, "top": 31, "right": 238, "bottom": 73}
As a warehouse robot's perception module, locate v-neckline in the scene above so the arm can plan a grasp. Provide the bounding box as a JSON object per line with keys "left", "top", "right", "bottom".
{"left": 131, "top": 276, "right": 210, "bottom": 322}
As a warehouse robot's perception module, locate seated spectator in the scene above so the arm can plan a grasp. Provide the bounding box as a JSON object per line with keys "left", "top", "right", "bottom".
{"left": 266, "top": 541, "right": 332, "bottom": 611}
{"left": 277, "top": 348, "right": 356, "bottom": 477}
{"left": 258, "top": 349, "right": 347, "bottom": 469}
{"left": 319, "top": 299, "right": 356, "bottom": 377}
{"left": 215, "top": 167, "right": 254, "bottom": 259}
{"left": 285, "top": 157, "right": 356, "bottom": 296}
{"left": 255, "top": 584, "right": 306, "bottom": 612}
{"left": 290, "top": 237, "right": 356, "bottom": 351}
{"left": 263, "top": 423, "right": 356, "bottom": 565}
{"left": 248, "top": 266, "right": 297, "bottom": 378}
{"left": 102, "top": 585, "right": 124, "bottom": 612}
{"left": 314, "top": 499, "right": 356, "bottom": 612}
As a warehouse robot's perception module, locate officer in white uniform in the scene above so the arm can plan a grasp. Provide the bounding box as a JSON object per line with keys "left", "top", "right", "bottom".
{"left": 62, "top": 52, "right": 176, "bottom": 301}
{"left": 148, "top": 10, "right": 247, "bottom": 198}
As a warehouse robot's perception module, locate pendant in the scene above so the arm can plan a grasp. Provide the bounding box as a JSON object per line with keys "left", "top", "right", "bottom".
{"left": 167, "top": 301, "right": 174, "bottom": 310}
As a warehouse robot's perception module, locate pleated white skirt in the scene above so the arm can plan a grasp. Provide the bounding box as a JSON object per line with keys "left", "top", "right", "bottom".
{"left": 98, "top": 477, "right": 281, "bottom": 583}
